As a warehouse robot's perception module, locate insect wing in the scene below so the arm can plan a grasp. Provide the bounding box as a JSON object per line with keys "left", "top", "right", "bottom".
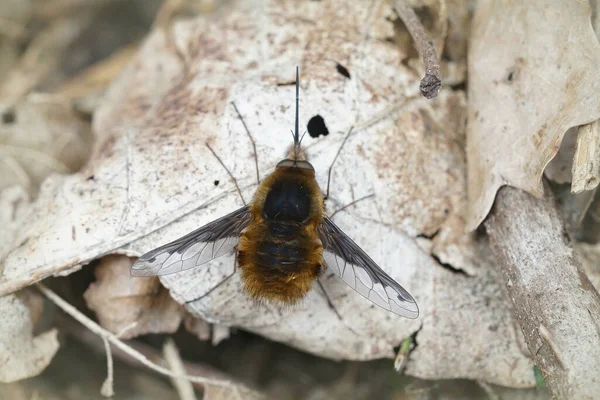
{"left": 318, "top": 217, "right": 419, "bottom": 319}
{"left": 131, "top": 206, "right": 252, "bottom": 277}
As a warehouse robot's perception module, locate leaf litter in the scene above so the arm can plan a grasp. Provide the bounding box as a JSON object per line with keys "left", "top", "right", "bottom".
{"left": 3, "top": 0, "right": 598, "bottom": 395}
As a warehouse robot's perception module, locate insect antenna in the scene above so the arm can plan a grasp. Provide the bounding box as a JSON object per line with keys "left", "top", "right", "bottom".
{"left": 298, "top": 130, "right": 307, "bottom": 146}
{"left": 231, "top": 102, "right": 260, "bottom": 184}
{"left": 205, "top": 142, "right": 247, "bottom": 205}
{"left": 325, "top": 125, "right": 354, "bottom": 200}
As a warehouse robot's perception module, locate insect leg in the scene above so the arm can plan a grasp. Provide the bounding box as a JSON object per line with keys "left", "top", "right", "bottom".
{"left": 205, "top": 142, "right": 247, "bottom": 206}
{"left": 317, "top": 277, "right": 361, "bottom": 335}
{"left": 316, "top": 279, "right": 343, "bottom": 321}
{"left": 325, "top": 125, "right": 354, "bottom": 200}
{"left": 185, "top": 271, "right": 236, "bottom": 304}
{"left": 329, "top": 193, "right": 375, "bottom": 219}
{"left": 231, "top": 102, "right": 260, "bottom": 185}
{"left": 186, "top": 250, "right": 239, "bottom": 304}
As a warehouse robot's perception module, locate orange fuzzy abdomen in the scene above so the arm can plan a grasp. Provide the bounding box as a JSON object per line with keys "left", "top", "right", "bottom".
{"left": 237, "top": 166, "right": 325, "bottom": 304}
{"left": 237, "top": 221, "right": 323, "bottom": 304}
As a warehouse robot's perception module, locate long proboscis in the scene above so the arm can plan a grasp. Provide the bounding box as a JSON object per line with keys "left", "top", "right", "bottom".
{"left": 294, "top": 66, "right": 300, "bottom": 157}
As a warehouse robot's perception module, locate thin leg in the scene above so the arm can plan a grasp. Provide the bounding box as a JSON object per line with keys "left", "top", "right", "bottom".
{"left": 186, "top": 252, "right": 239, "bottom": 304}
{"left": 185, "top": 271, "right": 236, "bottom": 304}
{"left": 325, "top": 126, "right": 354, "bottom": 200}
{"left": 206, "top": 142, "right": 246, "bottom": 205}
{"left": 317, "top": 279, "right": 343, "bottom": 321}
{"left": 231, "top": 102, "right": 260, "bottom": 185}
{"left": 329, "top": 193, "right": 375, "bottom": 219}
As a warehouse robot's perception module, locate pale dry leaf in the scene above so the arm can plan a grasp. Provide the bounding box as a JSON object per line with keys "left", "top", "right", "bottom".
{"left": 0, "top": 17, "right": 86, "bottom": 102}
{"left": 0, "top": 186, "right": 30, "bottom": 265}
{"left": 0, "top": 293, "right": 59, "bottom": 383}
{"left": 203, "top": 384, "right": 265, "bottom": 400}
{"left": 574, "top": 241, "right": 600, "bottom": 292}
{"left": 571, "top": 120, "right": 600, "bottom": 193}
{"left": 0, "top": 39, "right": 19, "bottom": 80}
{"left": 0, "top": 0, "right": 534, "bottom": 386}
{"left": 83, "top": 255, "right": 184, "bottom": 339}
{"left": 544, "top": 128, "right": 577, "bottom": 185}
{"left": 0, "top": 0, "right": 33, "bottom": 40}
{"left": 467, "top": 0, "right": 600, "bottom": 230}
{"left": 184, "top": 313, "right": 211, "bottom": 341}
{"left": 0, "top": 96, "right": 92, "bottom": 196}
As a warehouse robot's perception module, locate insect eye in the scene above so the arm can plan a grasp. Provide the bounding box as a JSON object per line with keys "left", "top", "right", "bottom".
{"left": 276, "top": 159, "right": 315, "bottom": 172}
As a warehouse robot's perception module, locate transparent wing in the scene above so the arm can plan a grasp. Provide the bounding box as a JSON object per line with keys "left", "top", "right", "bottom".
{"left": 131, "top": 206, "right": 251, "bottom": 277}
{"left": 318, "top": 217, "right": 419, "bottom": 319}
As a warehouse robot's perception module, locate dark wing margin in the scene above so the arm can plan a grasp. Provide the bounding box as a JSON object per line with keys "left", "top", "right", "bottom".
{"left": 130, "top": 206, "right": 252, "bottom": 277}
{"left": 318, "top": 217, "right": 419, "bottom": 319}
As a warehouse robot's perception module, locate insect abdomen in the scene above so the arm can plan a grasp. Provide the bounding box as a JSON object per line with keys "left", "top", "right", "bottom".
{"left": 238, "top": 166, "right": 325, "bottom": 305}
{"left": 238, "top": 223, "right": 323, "bottom": 304}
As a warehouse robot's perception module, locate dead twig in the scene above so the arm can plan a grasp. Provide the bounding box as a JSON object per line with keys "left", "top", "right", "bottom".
{"left": 393, "top": 0, "right": 441, "bottom": 99}
{"left": 36, "top": 283, "right": 242, "bottom": 395}
{"left": 57, "top": 313, "right": 230, "bottom": 382}
{"left": 100, "top": 337, "right": 115, "bottom": 397}
{"left": 163, "top": 338, "right": 198, "bottom": 400}
{"left": 485, "top": 183, "right": 600, "bottom": 399}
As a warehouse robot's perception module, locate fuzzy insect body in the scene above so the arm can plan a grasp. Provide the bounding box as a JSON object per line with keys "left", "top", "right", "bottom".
{"left": 131, "top": 67, "right": 419, "bottom": 319}
{"left": 239, "top": 166, "right": 324, "bottom": 304}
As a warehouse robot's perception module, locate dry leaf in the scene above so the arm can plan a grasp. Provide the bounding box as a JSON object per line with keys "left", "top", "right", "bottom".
{"left": 83, "top": 255, "right": 183, "bottom": 339}
{"left": 0, "top": 0, "right": 534, "bottom": 386}
{"left": 575, "top": 242, "right": 600, "bottom": 292}
{"left": 467, "top": 0, "right": 600, "bottom": 230}
{"left": 184, "top": 314, "right": 211, "bottom": 341}
{"left": 0, "top": 186, "right": 29, "bottom": 265}
{"left": 0, "top": 96, "right": 92, "bottom": 196}
{"left": 544, "top": 128, "right": 577, "bottom": 185}
{"left": 0, "top": 18, "right": 85, "bottom": 102}
{"left": 0, "top": 293, "right": 59, "bottom": 383}
{"left": 203, "top": 384, "right": 265, "bottom": 400}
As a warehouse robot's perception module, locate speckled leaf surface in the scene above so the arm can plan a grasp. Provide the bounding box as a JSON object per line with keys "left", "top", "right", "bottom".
{"left": 466, "top": 0, "right": 600, "bottom": 230}
{"left": 0, "top": 0, "right": 535, "bottom": 386}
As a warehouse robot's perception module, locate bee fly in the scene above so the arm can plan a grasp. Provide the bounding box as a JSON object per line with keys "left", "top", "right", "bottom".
{"left": 131, "top": 67, "right": 419, "bottom": 319}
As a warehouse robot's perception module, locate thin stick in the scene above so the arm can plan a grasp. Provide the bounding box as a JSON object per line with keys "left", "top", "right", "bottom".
{"left": 476, "top": 380, "right": 499, "bottom": 400}
{"left": 163, "top": 338, "right": 198, "bottom": 400}
{"left": 231, "top": 102, "right": 260, "bottom": 185}
{"left": 100, "top": 337, "right": 115, "bottom": 397}
{"left": 393, "top": 0, "right": 441, "bottom": 99}
{"left": 206, "top": 142, "right": 246, "bottom": 205}
{"left": 485, "top": 184, "right": 600, "bottom": 398}
{"left": 116, "top": 321, "right": 138, "bottom": 338}
{"left": 37, "top": 283, "right": 239, "bottom": 391}
{"left": 58, "top": 313, "right": 230, "bottom": 381}
{"left": 326, "top": 126, "right": 354, "bottom": 199}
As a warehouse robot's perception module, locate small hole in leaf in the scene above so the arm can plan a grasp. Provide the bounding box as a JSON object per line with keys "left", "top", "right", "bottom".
{"left": 214, "top": 180, "right": 220, "bottom": 186}
{"left": 507, "top": 72, "right": 514, "bottom": 82}
{"left": 307, "top": 115, "right": 329, "bottom": 138}
{"left": 2, "top": 109, "right": 16, "bottom": 124}
{"left": 336, "top": 63, "right": 351, "bottom": 79}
